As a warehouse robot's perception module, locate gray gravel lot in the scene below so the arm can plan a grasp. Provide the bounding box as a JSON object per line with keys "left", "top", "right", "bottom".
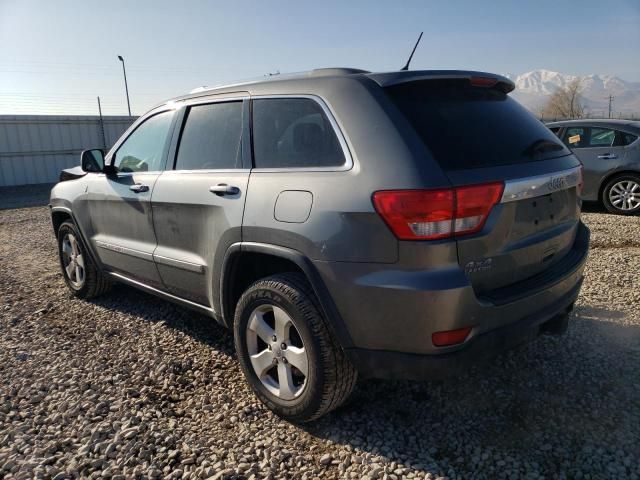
{"left": 1, "top": 206, "right": 639, "bottom": 480}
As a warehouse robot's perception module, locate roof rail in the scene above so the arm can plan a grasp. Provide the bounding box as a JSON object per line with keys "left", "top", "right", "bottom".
{"left": 189, "top": 68, "right": 369, "bottom": 94}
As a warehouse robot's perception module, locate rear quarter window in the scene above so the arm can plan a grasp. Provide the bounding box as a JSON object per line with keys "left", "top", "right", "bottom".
{"left": 252, "top": 98, "right": 346, "bottom": 169}
{"left": 620, "top": 132, "right": 638, "bottom": 146}
{"left": 385, "top": 80, "right": 570, "bottom": 171}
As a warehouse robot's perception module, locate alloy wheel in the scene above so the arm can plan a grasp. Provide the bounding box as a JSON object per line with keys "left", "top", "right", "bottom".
{"left": 609, "top": 180, "right": 640, "bottom": 211}
{"left": 245, "top": 304, "right": 309, "bottom": 400}
{"left": 61, "top": 233, "right": 85, "bottom": 288}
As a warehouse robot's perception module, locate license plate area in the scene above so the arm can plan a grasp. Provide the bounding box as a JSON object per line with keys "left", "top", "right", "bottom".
{"left": 512, "top": 190, "right": 575, "bottom": 239}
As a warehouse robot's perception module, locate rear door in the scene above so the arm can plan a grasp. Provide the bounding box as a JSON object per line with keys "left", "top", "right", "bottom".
{"left": 561, "top": 126, "right": 629, "bottom": 200}
{"left": 87, "top": 108, "right": 176, "bottom": 286}
{"left": 385, "top": 80, "right": 582, "bottom": 297}
{"left": 150, "top": 95, "right": 251, "bottom": 308}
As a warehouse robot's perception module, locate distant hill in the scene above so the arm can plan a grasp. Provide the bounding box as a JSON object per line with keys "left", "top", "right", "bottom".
{"left": 503, "top": 70, "right": 640, "bottom": 118}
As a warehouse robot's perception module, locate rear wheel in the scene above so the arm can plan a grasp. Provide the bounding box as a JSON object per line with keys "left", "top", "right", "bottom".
{"left": 57, "top": 221, "right": 111, "bottom": 298}
{"left": 234, "top": 273, "right": 357, "bottom": 422}
{"left": 602, "top": 174, "right": 640, "bottom": 215}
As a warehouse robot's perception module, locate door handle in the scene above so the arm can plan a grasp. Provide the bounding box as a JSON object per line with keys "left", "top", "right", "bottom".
{"left": 209, "top": 184, "right": 240, "bottom": 196}
{"left": 597, "top": 153, "right": 618, "bottom": 159}
{"left": 129, "top": 184, "right": 150, "bottom": 193}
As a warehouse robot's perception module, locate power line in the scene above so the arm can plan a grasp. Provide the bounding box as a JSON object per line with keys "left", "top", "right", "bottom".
{"left": 0, "top": 67, "right": 215, "bottom": 77}
{"left": 0, "top": 92, "right": 167, "bottom": 98}
{"left": 1, "top": 60, "right": 215, "bottom": 73}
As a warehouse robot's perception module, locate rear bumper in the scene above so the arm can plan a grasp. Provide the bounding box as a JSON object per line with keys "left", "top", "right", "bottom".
{"left": 314, "top": 222, "right": 589, "bottom": 379}
{"left": 347, "top": 280, "right": 580, "bottom": 380}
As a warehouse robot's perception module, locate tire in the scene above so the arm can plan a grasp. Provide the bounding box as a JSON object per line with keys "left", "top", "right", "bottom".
{"left": 234, "top": 272, "right": 357, "bottom": 422}
{"left": 57, "top": 220, "right": 112, "bottom": 299}
{"left": 602, "top": 173, "right": 640, "bottom": 215}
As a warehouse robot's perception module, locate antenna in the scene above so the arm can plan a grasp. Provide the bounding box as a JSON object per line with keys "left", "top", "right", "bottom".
{"left": 401, "top": 32, "right": 423, "bottom": 71}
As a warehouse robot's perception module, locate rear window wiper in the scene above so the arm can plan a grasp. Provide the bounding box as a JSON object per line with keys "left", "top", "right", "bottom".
{"left": 522, "top": 139, "right": 565, "bottom": 157}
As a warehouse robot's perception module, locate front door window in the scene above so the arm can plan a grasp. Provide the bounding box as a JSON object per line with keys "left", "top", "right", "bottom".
{"left": 113, "top": 111, "right": 174, "bottom": 172}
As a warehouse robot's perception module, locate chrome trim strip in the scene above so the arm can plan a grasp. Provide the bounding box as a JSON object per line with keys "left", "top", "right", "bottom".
{"left": 153, "top": 254, "right": 205, "bottom": 273}
{"left": 250, "top": 94, "right": 354, "bottom": 173}
{"left": 95, "top": 171, "right": 163, "bottom": 177}
{"left": 95, "top": 240, "right": 154, "bottom": 261}
{"left": 107, "top": 272, "right": 214, "bottom": 315}
{"left": 501, "top": 166, "right": 581, "bottom": 203}
{"left": 164, "top": 169, "right": 250, "bottom": 175}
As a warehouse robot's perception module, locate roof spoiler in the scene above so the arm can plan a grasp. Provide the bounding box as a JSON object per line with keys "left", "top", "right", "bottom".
{"left": 368, "top": 70, "right": 515, "bottom": 93}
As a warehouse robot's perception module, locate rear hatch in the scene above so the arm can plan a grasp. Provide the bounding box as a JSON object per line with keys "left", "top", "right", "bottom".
{"left": 383, "top": 76, "right": 583, "bottom": 299}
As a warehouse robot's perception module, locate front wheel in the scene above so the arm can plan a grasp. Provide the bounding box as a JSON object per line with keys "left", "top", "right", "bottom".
{"left": 602, "top": 174, "right": 640, "bottom": 215}
{"left": 234, "top": 273, "right": 357, "bottom": 422}
{"left": 57, "top": 221, "right": 112, "bottom": 298}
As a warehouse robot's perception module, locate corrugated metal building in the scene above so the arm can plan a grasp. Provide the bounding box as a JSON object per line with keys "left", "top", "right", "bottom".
{"left": 0, "top": 115, "right": 135, "bottom": 187}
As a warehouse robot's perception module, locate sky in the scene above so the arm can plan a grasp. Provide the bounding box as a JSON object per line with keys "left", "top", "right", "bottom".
{"left": 1, "top": 0, "right": 639, "bottom": 116}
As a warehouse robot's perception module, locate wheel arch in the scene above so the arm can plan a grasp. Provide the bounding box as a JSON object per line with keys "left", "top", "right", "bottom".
{"left": 220, "top": 242, "right": 354, "bottom": 349}
{"left": 50, "top": 206, "right": 102, "bottom": 271}
{"left": 51, "top": 207, "right": 73, "bottom": 235}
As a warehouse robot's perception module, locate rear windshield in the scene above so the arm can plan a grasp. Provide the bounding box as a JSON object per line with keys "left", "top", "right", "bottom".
{"left": 385, "top": 80, "right": 570, "bottom": 170}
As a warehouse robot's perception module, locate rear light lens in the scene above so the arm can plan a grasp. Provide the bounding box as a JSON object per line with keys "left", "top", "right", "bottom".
{"left": 372, "top": 189, "right": 454, "bottom": 240}
{"left": 432, "top": 326, "right": 473, "bottom": 347}
{"left": 372, "top": 182, "right": 504, "bottom": 240}
{"left": 577, "top": 164, "right": 584, "bottom": 196}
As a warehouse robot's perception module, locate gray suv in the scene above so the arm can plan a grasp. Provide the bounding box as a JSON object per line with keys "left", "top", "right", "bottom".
{"left": 50, "top": 68, "right": 590, "bottom": 422}
{"left": 546, "top": 119, "right": 640, "bottom": 214}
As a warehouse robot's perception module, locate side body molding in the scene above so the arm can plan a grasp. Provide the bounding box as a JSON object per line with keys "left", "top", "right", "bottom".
{"left": 220, "top": 242, "right": 355, "bottom": 349}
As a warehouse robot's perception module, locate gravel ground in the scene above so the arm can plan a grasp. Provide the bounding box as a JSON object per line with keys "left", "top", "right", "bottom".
{"left": 1, "top": 206, "right": 639, "bottom": 480}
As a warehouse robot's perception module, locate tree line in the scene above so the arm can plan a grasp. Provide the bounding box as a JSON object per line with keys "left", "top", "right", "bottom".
{"left": 540, "top": 80, "right": 638, "bottom": 121}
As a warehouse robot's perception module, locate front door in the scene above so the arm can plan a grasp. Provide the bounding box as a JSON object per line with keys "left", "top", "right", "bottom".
{"left": 150, "top": 97, "right": 250, "bottom": 308}
{"left": 87, "top": 109, "right": 176, "bottom": 287}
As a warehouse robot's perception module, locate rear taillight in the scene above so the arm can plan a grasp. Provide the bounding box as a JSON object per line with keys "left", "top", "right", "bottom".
{"left": 372, "top": 182, "right": 504, "bottom": 240}
{"left": 577, "top": 164, "right": 584, "bottom": 196}
{"left": 454, "top": 182, "right": 504, "bottom": 234}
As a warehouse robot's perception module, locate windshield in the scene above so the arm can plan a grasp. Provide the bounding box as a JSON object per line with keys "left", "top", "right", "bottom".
{"left": 385, "top": 80, "right": 570, "bottom": 170}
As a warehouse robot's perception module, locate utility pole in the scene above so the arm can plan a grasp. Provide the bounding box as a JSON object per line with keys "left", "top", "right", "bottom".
{"left": 607, "top": 95, "right": 614, "bottom": 119}
{"left": 117, "top": 55, "right": 132, "bottom": 117}
{"left": 97, "top": 96, "right": 107, "bottom": 150}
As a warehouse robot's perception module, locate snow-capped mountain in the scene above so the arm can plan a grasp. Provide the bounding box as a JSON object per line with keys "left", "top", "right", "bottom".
{"left": 504, "top": 70, "right": 640, "bottom": 117}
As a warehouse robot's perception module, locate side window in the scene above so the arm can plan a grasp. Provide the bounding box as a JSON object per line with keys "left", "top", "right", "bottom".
{"left": 114, "top": 111, "right": 174, "bottom": 172}
{"left": 589, "top": 128, "right": 615, "bottom": 147}
{"left": 616, "top": 131, "right": 638, "bottom": 146}
{"left": 562, "top": 126, "right": 587, "bottom": 148}
{"left": 252, "top": 98, "right": 346, "bottom": 169}
{"left": 549, "top": 127, "right": 561, "bottom": 137}
{"left": 175, "top": 101, "right": 243, "bottom": 170}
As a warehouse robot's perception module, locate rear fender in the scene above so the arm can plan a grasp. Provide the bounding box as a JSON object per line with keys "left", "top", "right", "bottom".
{"left": 220, "top": 242, "right": 354, "bottom": 349}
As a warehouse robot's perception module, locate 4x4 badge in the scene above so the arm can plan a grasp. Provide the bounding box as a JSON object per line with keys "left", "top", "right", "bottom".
{"left": 465, "top": 258, "right": 493, "bottom": 274}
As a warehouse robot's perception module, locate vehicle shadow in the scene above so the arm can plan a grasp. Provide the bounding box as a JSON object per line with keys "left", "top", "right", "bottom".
{"left": 89, "top": 286, "right": 639, "bottom": 476}
{"left": 302, "top": 305, "right": 639, "bottom": 476}
{"left": 91, "top": 283, "right": 235, "bottom": 355}
{"left": 582, "top": 201, "right": 607, "bottom": 214}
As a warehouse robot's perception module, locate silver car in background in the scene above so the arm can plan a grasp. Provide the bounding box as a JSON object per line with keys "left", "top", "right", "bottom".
{"left": 547, "top": 119, "right": 640, "bottom": 214}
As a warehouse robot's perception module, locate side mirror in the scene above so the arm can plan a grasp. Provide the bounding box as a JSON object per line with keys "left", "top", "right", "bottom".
{"left": 81, "top": 149, "right": 105, "bottom": 173}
